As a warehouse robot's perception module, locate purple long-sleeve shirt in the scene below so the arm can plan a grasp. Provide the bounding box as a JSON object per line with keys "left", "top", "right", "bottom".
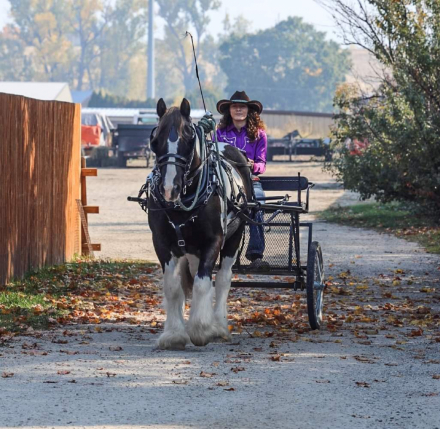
{"left": 216, "top": 124, "right": 267, "bottom": 174}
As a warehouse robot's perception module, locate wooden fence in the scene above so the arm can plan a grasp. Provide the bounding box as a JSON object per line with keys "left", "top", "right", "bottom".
{"left": 0, "top": 93, "right": 81, "bottom": 285}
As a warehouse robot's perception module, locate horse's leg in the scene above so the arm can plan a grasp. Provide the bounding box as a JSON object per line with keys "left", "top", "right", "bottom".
{"left": 158, "top": 256, "right": 190, "bottom": 350}
{"left": 187, "top": 240, "right": 222, "bottom": 346}
{"left": 180, "top": 258, "right": 194, "bottom": 299}
{"left": 213, "top": 225, "right": 244, "bottom": 340}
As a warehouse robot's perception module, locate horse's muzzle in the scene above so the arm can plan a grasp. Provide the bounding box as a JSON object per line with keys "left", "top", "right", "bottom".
{"left": 160, "top": 183, "right": 181, "bottom": 202}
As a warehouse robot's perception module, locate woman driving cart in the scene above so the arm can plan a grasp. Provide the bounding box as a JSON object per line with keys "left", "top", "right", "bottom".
{"left": 216, "top": 91, "right": 268, "bottom": 268}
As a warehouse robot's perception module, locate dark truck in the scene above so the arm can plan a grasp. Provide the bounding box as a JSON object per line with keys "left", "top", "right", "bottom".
{"left": 267, "top": 130, "right": 332, "bottom": 161}
{"left": 112, "top": 124, "right": 156, "bottom": 168}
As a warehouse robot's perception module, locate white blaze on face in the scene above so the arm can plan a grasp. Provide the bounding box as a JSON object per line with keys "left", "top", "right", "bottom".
{"left": 163, "top": 134, "right": 179, "bottom": 201}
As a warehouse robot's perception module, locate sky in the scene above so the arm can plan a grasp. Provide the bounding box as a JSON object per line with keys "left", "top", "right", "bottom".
{"left": 207, "top": 0, "right": 340, "bottom": 41}
{"left": 0, "top": 0, "right": 342, "bottom": 43}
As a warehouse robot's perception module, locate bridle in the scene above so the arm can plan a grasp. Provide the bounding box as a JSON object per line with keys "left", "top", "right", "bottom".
{"left": 151, "top": 123, "right": 198, "bottom": 194}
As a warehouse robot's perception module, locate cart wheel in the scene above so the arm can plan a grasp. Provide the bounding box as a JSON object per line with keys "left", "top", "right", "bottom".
{"left": 117, "top": 150, "right": 127, "bottom": 168}
{"left": 307, "top": 241, "right": 324, "bottom": 330}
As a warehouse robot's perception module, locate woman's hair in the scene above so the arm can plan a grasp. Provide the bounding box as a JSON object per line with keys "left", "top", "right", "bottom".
{"left": 218, "top": 108, "right": 266, "bottom": 141}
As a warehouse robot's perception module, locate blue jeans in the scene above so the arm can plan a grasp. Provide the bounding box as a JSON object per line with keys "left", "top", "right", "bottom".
{"left": 246, "top": 181, "right": 265, "bottom": 261}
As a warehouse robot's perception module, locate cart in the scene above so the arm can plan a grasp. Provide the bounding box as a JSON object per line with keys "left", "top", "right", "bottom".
{"left": 128, "top": 173, "right": 325, "bottom": 330}
{"left": 229, "top": 174, "right": 325, "bottom": 330}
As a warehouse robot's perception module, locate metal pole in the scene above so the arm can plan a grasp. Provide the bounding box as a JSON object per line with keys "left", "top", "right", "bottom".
{"left": 147, "top": 0, "right": 155, "bottom": 100}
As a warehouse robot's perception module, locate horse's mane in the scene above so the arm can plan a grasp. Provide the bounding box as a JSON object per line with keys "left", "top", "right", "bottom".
{"left": 157, "top": 107, "right": 194, "bottom": 142}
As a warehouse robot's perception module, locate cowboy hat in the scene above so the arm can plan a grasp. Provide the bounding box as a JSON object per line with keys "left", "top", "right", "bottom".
{"left": 216, "top": 91, "right": 263, "bottom": 115}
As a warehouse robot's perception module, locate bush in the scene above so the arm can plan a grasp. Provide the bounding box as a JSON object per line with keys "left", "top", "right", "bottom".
{"left": 324, "top": 1, "right": 440, "bottom": 214}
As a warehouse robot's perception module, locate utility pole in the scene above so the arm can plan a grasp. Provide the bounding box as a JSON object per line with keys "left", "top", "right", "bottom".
{"left": 147, "top": 0, "right": 155, "bottom": 100}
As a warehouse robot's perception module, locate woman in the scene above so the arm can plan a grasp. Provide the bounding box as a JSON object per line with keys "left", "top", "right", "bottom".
{"left": 216, "top": 91, "right": 268, "bottom": 267}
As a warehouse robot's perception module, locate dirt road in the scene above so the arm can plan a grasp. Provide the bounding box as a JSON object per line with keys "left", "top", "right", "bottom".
{"left": 1, "top": 161, "right": 439, "bottom": 429}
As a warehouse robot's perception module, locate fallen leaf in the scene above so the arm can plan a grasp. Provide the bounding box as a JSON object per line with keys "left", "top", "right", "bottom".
{"left": 109, "top": 346, "right": 123, "bottom": 351}
{"left": 409, "top": 328, "right": 423, "bottom": 337}
{"left": 433, "top": 374, "right": 440, "bottom": 380}
{"left": 231, "top": 367, "right": 246, "bottom": 373}
{"left": 355, "top": 382, "right": 370, "bottom": 388}
{"left": 57, "top": 370, "right": 71, "bottom": 375}
{"left": 224, "top": 387, "right": 235, "bottom": 391}
{"left": 354, "top": 356, "right": 375, "bottom": 364}
{"left": 200, "top": 371, "right": 216, "bottom": 378}
{"left": 216, "top": 381, "right": 229, "bottom": 387}
{"left": 172, "top": 380, "right": 189, "bottom": 385}
{"left": 1, "top": 372, "right": 14, "bottom": 378}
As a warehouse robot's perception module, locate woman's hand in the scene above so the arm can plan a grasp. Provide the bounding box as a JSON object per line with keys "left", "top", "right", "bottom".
{"left": 197, "top": 112, "right": 216, "bottom": 134}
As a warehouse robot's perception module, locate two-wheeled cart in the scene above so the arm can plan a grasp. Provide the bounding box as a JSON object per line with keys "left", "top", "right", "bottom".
{"left": 230, "top": 174, "right": 325, "bottom": 329}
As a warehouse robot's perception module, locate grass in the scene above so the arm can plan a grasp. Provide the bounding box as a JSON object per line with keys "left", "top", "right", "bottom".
{"left": 0, "top": 259, "right": 158, "bottom": 336}
{"left": 319, "top": 202, "right": 440, "bottom": 254}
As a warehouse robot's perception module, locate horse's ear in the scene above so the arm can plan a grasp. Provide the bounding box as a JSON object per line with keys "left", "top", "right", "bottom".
{"left": 180, "top": 98, "right": 191, "bottom": 118}
{"left": 157, "top": 98, "right": 167, "bottom": 118}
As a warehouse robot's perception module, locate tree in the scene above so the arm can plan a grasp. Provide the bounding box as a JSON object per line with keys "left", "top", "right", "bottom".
{"left": 156, "top": 0, "right": 221, "bottom": 93}
{"left": 0, "top": 0, "right": 148, "bottom": 97}
{"left": 6, "top": 0, "right": 75, "bottom": 82}
{"left": 97, "top": 0, "right": 148, "bottom": 96}
{"left": 0, "top": 26, "right": 35, "bottom": 81}
{"left": 321, "top": 0, "right": 440, "bottom": 212}
{"left": 219, "top": 17, "right": 350, "bottom": 112}
{"left": 65, "top": 0, "right": 111, "bottom": 90}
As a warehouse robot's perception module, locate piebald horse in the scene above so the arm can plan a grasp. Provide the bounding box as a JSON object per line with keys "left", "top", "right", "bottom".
{"left": 148, "top": 98, "right": 252, "bottom": 349}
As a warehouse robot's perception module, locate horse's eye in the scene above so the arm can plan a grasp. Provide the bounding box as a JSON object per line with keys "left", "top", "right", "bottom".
{"left": 150, "top": 138, "right": 158, "bottom": 153}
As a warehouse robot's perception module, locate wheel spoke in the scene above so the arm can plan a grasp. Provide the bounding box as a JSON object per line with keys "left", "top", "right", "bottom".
{"left": 315, "top": 291, "right": 323, "bottom": 319}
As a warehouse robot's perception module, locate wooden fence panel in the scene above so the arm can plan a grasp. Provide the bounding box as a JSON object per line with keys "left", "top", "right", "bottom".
{"left": 0, "top": 93, "right": 81, "bottom": 285}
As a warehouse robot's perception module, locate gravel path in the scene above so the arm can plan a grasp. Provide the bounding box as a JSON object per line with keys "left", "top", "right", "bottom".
{"left": 1, "top": 161, "right": 439, "bottom": 429}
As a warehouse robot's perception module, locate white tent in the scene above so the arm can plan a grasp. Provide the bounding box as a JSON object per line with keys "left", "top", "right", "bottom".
{"left": 0, "top": 82, "right": 73, "bottom": 102}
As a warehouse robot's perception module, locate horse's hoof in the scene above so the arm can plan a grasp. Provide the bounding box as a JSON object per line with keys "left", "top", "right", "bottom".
{"left": 187, "top": 323, "right": 215, "bottom": 347}
{"left": 157, "top": 330, "right": 190, "bottom": 350}
{"left": 212, "top": 323, "right": 232, "bottom": 342}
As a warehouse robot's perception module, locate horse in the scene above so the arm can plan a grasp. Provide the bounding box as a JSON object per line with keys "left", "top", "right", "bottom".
{"left": 148, "top": 98, "right": 252, "bottom": 349}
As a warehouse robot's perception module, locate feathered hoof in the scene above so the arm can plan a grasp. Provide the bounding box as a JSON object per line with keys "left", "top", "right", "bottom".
{"left": 157, "top": 330, "right": 190, "bottom": 350}
{"left": 212, "top": 323, "right": 232, "bottom": 342}
{"left": 187, "top": 322, "right": 216, "bottom": 347}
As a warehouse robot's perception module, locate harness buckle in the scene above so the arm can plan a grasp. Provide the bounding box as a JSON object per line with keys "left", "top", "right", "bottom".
{"left": 177, "top": 239, "right": 186, "bottom": 247}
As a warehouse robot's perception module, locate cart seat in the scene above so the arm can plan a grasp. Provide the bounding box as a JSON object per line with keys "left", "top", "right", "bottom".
{"left": 258, "top": 176, "right": 309, "bottom": 192}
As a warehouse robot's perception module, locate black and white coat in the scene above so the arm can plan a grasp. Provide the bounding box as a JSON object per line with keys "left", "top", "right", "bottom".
{"left": 148, "top": 98, "right": 252, "bottom": 349}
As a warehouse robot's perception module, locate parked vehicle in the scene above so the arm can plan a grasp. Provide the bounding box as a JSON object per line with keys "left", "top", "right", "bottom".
{"left": 112, "top": 123, "right": 156, "bottom": 168}
{"left": 81, "top": 112, "right": 115, "bottom": 154}
{"left": 267, "top": 130, "right": 332, "bottom": 161}
{"left": 133, "top": 110, "right": 158, "bottom": 125}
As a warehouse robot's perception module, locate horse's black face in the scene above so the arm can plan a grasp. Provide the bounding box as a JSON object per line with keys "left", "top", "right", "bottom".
{"left": 151, "top": 98, "right": 196, "bottom": 202}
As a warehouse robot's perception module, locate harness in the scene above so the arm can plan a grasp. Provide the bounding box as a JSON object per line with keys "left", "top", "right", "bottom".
{"left": 136, "top": 125, "right": 243, "bottom": 254}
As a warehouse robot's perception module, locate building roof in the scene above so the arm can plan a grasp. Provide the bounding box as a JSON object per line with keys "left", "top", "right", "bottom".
{"left": 0, "top": 82, "right": 73, "bottom": 102}
{"left": 71, "top": 90, "right": 93, "bottom": 106}
{"left": 82, "top": 107, "right": 207, "bottom": 119}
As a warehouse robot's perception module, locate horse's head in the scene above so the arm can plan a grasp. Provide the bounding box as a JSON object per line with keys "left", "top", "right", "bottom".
{"left": 151, "top": 98, "right": 196, "bottom": 202}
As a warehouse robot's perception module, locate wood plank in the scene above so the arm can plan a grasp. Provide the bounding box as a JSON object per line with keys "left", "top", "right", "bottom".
{"left": 83, "top": 206, "right": 99, "bottom": 214}
{"left": 81, "top": 168, "right": 98, "bottom": 177}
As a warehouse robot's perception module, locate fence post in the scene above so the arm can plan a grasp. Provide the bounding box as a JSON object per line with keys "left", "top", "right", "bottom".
{"left": 80, "top": 156, "right": 101, "bottom": 255}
